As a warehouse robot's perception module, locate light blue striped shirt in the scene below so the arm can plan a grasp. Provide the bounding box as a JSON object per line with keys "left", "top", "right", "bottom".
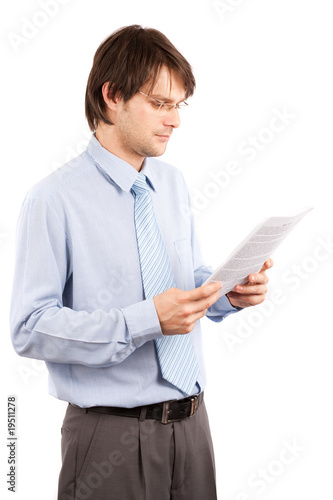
{"left": 10, "top": 134, "right": 238, "bottom": 408}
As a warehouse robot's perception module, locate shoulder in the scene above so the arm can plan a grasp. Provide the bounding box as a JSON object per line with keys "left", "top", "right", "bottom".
{"left": 24, "top": 151, "right": 94, "bottom": 203}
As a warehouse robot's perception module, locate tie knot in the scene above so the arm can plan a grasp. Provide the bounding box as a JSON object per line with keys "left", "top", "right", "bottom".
{"left": 131, "top": 173, "right": 148, "bottom": 196}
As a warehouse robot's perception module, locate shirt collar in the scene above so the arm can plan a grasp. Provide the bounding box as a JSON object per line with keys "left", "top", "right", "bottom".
{"left": 86, "top": 134, "right": 156, "bottom": 192}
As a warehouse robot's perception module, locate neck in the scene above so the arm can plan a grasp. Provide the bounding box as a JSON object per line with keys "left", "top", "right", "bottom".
{"left": 95, "top": 126, "right": 144, "bottom": 171}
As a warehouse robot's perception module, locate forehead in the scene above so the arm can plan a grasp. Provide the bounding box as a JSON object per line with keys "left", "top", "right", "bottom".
{"left": 145, "top": 66, "right": 186, "bottom": 101}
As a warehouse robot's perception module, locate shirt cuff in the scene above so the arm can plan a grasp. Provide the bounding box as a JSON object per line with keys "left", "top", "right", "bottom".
{"left": 121, "top": 298, "right": 163, "bottom": 348}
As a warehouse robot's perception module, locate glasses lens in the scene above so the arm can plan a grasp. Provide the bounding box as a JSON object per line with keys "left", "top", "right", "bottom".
{"left": 158, "top": 104, "right": 188, "bottom": 116}
{"left": 139, "top": 91, "right": 189, "bottom": 115}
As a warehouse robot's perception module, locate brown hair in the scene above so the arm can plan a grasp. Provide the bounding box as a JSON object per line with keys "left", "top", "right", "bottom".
{"left": 85, "top": 25, "right": 196, "bottom": 131}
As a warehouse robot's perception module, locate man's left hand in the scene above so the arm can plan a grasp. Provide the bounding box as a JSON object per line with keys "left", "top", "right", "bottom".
{"left": 226, "top": 259, "right": 273, "bottom": 309}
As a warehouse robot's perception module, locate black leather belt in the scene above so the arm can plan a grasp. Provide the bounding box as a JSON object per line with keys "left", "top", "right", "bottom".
{"left": 79, "top": 392, "right": 203, "bottom": 425}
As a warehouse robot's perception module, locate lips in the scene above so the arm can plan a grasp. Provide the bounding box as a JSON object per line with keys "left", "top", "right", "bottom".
{"left": 156, "top": 134, "right": 171, "bottom": 141}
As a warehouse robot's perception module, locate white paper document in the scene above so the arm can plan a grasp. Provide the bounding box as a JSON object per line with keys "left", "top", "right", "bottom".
{"left": 203, "top": 207, "right": 312, "bottom": 295}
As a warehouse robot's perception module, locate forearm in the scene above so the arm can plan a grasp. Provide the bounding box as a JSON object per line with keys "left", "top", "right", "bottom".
{"left": 11, "top": 297, "right": 162, "bottom": 367}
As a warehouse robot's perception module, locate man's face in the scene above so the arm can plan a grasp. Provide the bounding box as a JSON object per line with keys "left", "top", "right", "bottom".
{"left": 113, "top": 66, "right": 186, "bottom": 165}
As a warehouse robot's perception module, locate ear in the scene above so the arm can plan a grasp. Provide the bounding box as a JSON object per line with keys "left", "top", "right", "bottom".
{"left": 101, "top": 82, "right": 120, "bottom": 111}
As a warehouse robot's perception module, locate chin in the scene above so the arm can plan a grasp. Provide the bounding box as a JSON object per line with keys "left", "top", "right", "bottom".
{"left": 142, "top": 147, "right": 167, "bottom": 158}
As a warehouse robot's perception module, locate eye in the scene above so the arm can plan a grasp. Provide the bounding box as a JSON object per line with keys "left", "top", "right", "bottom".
{"left": 151, "top": 100, "right": 163, "bottom": 109}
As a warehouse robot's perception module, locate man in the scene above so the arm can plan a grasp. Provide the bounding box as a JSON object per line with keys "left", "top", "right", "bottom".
{"left": 10, "top": 25, "right": 272, "bottom": 499}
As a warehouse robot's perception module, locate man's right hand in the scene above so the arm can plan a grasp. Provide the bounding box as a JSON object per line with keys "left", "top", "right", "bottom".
{"left": 153, "top": 282, "right": 223, "bottom": 336}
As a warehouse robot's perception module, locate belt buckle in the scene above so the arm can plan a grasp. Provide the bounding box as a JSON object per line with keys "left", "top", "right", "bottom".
{"left": 161, "top": 396, "right": 199, "bottom": 424}
{"left": 161, "top": 401, "right": 182, "bottom": 424}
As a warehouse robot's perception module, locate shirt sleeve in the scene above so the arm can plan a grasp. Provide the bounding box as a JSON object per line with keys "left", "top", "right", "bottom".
{"left": 10, "top": 195, "right": 163, "bottom": 368}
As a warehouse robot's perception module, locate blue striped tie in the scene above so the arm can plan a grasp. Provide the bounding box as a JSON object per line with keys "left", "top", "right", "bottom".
{"left": 131, "top": 173, "right": 199, "bottom": 395}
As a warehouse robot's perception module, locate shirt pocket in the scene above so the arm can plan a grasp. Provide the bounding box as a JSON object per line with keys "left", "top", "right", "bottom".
{"left": 174, "top": 237, "right": 195, "bottom": 291}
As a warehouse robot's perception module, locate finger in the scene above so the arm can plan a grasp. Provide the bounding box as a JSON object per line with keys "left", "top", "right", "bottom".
{"left": 187, "top": 291, "right": 220, "bottom": 314}
{"left": 246, "top": 260, "right": 273, "bottom": 283}
{"left": 182, "top": 308, "right": 209, "bottom": 332}
{"left": 247, "top": 272, "right": 269, "bottom": 285}
{"left": 259, "top": 258, "right": 274, "bottom": 273}
{"left": 233, "top": 284, "right": 268, "bottom": 295}
{"left": 182, "top": 292, "right": 220, "bottom": 318}
{"left": 183, "top": 282, "right": 222, "bottom": 303}
{"left": 227, "top": 292, "right": 266, "bottom": 307}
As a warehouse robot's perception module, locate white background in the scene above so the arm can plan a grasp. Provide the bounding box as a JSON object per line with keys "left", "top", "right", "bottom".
{"left": 1, "top": 0, "right": 332, "bottom": 499}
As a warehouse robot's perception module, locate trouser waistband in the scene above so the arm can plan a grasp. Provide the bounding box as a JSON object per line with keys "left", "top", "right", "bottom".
{"left": 71, "top": 392, "right": 204, "bottom": 424}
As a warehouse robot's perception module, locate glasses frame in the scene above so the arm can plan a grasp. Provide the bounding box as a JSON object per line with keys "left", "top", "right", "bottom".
{"left": 138, "top": 91, "right": 189, "bottom": 114}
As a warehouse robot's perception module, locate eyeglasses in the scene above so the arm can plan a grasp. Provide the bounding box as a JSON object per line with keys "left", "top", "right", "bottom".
{"left": 139, "top": 91, "right": 188, "bottom": 115}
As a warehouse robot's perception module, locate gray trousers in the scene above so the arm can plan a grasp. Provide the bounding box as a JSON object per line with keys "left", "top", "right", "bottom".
{"left": 58, "top": 399, "right": 217, "bottom": 500}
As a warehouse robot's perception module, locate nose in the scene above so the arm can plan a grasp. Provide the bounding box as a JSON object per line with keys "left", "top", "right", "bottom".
{"left": 162, "top": 107, "right": 181, "bottom": 129}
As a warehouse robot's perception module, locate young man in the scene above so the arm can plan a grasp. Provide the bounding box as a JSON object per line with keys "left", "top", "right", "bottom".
{"left": 10, "top": 25, "right": 272, "bottom": 499}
